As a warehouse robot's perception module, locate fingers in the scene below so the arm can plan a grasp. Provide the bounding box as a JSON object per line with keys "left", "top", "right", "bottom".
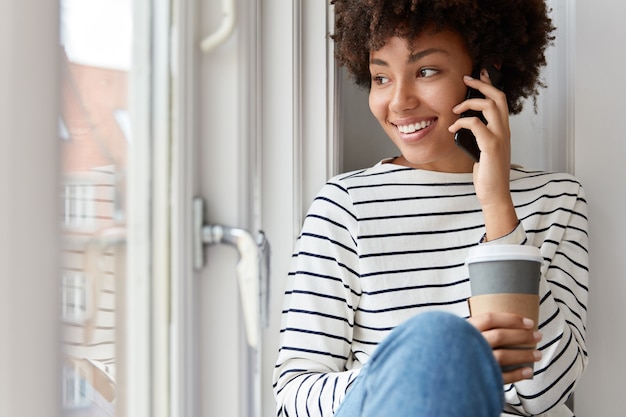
{"left": 482, "top": 327, "right": 542, "bottom": 349}
{"left": 499, "top": 349, "right": 542, "bottom": 383}
{"left": 469, "top": 312, "right": 540, "bottom": 345}
{"left": 448, "top": 72, "right": 509, "bottom": 138}
{"left": 464, "top": 70, "right": 507, "bottom": 107}
{"left": 472, "top": 312, "right": 541, "bottom": 348}
{"left": 468, "top": 311, "right": 534, "bottom": 333}
{"left": 452, "top": 96, "right": 504, "bottom": 130}
{"left": 502, "top": 365, "right": 536, "bottom": 384}
{"left": 495, "top": 348, "right": 542, "bottom": 369}
{"left": 468, "top": 312, "right": 543, "bottom": 383}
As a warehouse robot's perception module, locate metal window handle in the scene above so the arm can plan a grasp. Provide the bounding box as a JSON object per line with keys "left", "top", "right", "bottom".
{"left": 193, "top": 197, "right": 269, "bottom": 349}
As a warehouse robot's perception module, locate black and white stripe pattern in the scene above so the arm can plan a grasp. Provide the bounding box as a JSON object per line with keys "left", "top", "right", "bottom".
{"left": 274, "top": 162, "right": 589, "bottom": 417}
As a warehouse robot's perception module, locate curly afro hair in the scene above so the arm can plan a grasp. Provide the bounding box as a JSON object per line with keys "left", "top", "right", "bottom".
{"left": 331, "top": 0, "right": 555, "bottom": 114}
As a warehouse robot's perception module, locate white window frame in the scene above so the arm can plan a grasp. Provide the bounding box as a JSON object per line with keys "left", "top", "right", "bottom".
{"left": 123, "top": 0, "right": 172, "bottom": 417}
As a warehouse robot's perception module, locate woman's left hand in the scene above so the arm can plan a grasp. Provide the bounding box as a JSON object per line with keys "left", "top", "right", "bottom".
{"left": 468, "top": 311, "right": 543, "bottom": 384}
{"left": 448, "top": 69, "right": 518, "bottom": 240}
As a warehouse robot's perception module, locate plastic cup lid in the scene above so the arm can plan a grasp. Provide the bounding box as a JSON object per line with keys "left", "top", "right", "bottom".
{"left": 465, "top": 244, "right": 542, "bottom": 264}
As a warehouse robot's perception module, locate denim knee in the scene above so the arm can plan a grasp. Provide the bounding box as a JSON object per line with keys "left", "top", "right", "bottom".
{"left": 368, "top": 310, "right": 486, "bottom": 364}
{"left": 357, "top": 310, "right": 504, "bottom": 417}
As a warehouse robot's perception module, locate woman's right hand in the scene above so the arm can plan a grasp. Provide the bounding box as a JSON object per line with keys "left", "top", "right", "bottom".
{"left": 468, "top": 311, "right": 543, "bottom": 384}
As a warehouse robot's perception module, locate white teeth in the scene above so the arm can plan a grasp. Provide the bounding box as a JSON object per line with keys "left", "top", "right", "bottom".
{"left": 397, "top": 120, "right": 432, "bottom": 134}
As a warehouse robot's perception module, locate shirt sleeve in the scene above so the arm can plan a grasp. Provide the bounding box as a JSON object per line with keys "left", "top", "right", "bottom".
{"left": 503, "top": 180, "right": 589, "bottom": 415}
{"left": 273, "top": 179, "right": 362, "bottom": 417}
{"left": 479, "top": 220, "right": 526, "bottom": 245}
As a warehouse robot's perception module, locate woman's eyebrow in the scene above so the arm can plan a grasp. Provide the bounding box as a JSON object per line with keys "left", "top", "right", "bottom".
{"left": 407, "top": 47, "right": 448, "bottom": 63}
{"left": 369, "top": 47, "right": 448, "bottom": 66}
{"left": 369, "top": 57, "right": 389, "bottom": 66}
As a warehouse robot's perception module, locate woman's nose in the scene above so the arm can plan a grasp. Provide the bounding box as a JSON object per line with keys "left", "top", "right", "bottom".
{"left": 390, "top": 82, "right": 419, "bottom": 113}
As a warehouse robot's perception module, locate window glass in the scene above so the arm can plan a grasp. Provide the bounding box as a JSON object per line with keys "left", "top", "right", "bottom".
{"left": 59, "top": 1, "right": 132, "bottom": 415}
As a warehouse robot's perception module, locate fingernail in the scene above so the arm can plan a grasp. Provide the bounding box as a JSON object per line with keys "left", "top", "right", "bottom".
{"left": 533, "top": 350, "right": 543, "bottom": 361}
{"left": 521, "top": 367, "right": 534, "bottom": 379}
{"left": 523, "top": 318, "right": 535, "bottom": 328}
{"left": 464, "top": 75, "right": 473, "bottom": 81}
{"left": 533, "top": 331, "right": 543, "bottom": 341}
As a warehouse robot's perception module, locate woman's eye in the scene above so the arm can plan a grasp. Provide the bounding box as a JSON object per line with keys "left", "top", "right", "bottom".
{"left": 418, "top": 68, "right": 438, "bottom": 78}
{"left": 372, "top": 75, "right": 390, "bottom": 85}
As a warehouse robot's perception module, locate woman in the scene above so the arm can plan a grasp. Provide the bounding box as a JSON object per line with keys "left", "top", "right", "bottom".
{"left": 273, "top": 1, "right": 588, "bottom": 416}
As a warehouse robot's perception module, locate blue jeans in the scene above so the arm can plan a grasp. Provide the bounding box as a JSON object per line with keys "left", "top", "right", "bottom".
{"left": 334, "top": 311, "right": 504, "bottom": 417}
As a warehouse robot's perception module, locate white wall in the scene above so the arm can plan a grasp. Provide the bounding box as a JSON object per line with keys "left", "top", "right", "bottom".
{"left": 573, "top": 1, "right": 626, "bottom": 415}
{"left": 0, "top": 1, "right": 62, "bottom": 416}
{"left": 341, "top": 68, "right": 395, "bottom": 172}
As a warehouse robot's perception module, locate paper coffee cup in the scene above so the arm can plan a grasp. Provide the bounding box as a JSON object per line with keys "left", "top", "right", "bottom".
{"left": 466, "top": 245, "right": 542, "bottom": 373}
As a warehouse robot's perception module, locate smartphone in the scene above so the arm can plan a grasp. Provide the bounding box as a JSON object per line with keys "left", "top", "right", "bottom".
{"left": 454, "top": 65, "right": 503, "bottom": 161}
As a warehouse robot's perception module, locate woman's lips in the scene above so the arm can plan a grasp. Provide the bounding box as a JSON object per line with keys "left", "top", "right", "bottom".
{"left": 393, "top": 118, "right": 437, "bottom": 141}
{"left": 396, "top": 119, "right": 434, "bottom": 134}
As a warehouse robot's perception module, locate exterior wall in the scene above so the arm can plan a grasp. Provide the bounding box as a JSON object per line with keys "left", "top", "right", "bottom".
{"left": 60, "top": 53, "right": 128, "bottom": 411}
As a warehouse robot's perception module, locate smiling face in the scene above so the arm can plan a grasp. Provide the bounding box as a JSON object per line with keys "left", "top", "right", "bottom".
{"left": 368, "top": 29, "right": 475, "bottom": 172}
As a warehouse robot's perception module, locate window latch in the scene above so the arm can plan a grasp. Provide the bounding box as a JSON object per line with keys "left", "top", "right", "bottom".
{"left": 192, "top": 197, "right": 269, "bottom": 349}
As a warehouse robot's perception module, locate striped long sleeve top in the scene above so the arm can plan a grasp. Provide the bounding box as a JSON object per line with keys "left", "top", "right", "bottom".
{"left": 273, "top": 161, "right": 589, "bottom": 417}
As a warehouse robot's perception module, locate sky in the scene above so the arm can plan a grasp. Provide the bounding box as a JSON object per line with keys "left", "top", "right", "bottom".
{"left": 60, "top": 0, "right": 132, "bottom": 71}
